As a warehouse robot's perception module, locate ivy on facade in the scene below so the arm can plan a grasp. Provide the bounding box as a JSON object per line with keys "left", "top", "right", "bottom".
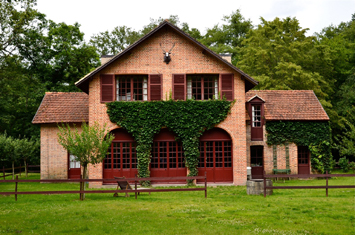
{"left": 106, "top": 100, "right": 234, "bottom": 185}
{"left": 266, "top": 121, "right": 333, "bottom": 173}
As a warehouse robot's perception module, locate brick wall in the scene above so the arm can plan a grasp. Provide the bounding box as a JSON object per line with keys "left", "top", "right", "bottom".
{"left": 40, "top": 123, "right": 83, "bottom": 179}
{"left": 87, "top": 27, "right": 247, "bottom": 187}
{"left": 246, "top": 123, "right": 299, "bottom": 175}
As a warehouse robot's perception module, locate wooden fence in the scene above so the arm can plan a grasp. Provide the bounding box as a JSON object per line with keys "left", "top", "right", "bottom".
{"left": 1, "top": 164, "right": 40, "bottom": 179}
{"left": 263, "top": 171, "right": 355, "bottom": 197}
{"left": 0, "top": 173, "right": 207, "bottom": 201}
{"left": 1, "top": 165, "right": 25, "bottom": 179}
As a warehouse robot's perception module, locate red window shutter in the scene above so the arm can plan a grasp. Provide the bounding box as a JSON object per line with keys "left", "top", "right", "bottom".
{"left": 173, "top": 74, "right": 186, "bottom": 100}
{"left": 100, "top": 74, "right": 115, "bottom": 102}
{"left": 149, "top": 74, "right": 162, "bottom": 101}
{"left": 220, "top": 74, "right": 234, "bottom": 101}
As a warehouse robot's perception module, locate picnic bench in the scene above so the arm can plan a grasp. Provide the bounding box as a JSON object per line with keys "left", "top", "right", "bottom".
{"left": 113, "top": 176, "right": 150, "bottom": 197}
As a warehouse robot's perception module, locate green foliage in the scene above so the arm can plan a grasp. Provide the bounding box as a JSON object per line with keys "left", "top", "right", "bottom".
{"left": 200, "top": 10, "right": 253, "bottom": 64}
{"left": 349, "top": 162, "right": 355, "bottom": 172}
{"left": 57, "top": 122, "right": 114, "bottom": 200}
{"left": 266, "top": 121, "right": 333, "bottom": 173}
{"left": 57, "top": 122, "right": 114, "bottom": 174}
{"left": 90, "top": 26, "right": 141, "bottom": 55}
{"left": 107, "top": 100, "right": 233, "bottom": 184}
{"left": 237, "top": 17, "right": 333, "bottom": 108}
{"left": 338, "top": 157, "right": 350, "bottom": 172}
{"left": 0, "top": 133, "right": 38, "bottom": 179}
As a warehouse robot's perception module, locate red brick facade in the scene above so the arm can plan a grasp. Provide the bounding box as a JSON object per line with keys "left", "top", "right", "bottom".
{"left": 87, "top": 25, "right": 248, "bottom": 187}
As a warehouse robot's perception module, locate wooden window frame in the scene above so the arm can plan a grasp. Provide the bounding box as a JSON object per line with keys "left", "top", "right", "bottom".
{"left": 104, "top": 141, "right": 137, "bottom": 170}
{"left": 186, "top": 74, "right": 219, "bottom": 100}
{"left": 247, "top": 97, "right": 265, "bottom": 141}
{"left": 116, "top": 75, "right": 148, "bottom": 101}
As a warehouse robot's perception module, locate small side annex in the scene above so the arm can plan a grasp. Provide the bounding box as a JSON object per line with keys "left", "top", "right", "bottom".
{"left": 32, "top": 92, "right": 89, "bottom": 179}
{"left": 245, "top": 90, "right": 330, "bottom": 179}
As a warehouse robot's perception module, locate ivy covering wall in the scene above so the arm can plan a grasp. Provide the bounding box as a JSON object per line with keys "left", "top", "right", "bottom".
{"left": 266, "top": 121, "right": 333, "bottom": 173}
{"left": 106, "top": 100, "right": 233, "bottom": 184}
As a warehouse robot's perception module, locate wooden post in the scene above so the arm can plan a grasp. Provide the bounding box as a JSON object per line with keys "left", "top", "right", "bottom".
{"left": 15, "top": 175, "right": 18, "bottom": 201}
{"left": 135, "top": 175, "right": 138, "bottom": 200}
{"left": 326, "top": 170, "right": 328, "bottom": 197}
{"left": 204, "top": 171, "right": 207, "bottom": 198}
{"left": 263, "top": 171, "right": 266, "bottom": 198}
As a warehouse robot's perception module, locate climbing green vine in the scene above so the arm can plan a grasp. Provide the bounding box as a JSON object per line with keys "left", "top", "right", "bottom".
{"left": 266, "top": 121, "right": 333, "bottom": 173}
{"left": 106, "top": 100, "right": 233, "bottom": 185}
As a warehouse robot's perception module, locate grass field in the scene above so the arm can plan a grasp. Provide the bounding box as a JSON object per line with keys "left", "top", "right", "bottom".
{"left": 0, "top": 174, "right": 354, "bottom": 235}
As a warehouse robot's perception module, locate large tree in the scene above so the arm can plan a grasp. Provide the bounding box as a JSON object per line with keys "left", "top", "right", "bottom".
{"left": 0, "top": 0, "right": 100, "bottom": 143}
{"left": 200, "top": 10, "right": 253, "bottom": 64}
{"left": 237, "top": 17, "right": 333, "bottom": 108}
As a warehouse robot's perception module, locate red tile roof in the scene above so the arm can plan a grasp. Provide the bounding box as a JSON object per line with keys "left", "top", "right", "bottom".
{"left": 32, "top": 92, "right": 88, "bottom": 124}
{"left": 246, "top": 90, "right": 329, "bottom": 121}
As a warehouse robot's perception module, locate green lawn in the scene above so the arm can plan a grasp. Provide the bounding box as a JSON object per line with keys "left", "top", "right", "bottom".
{"left": 0, "top": 174, "right": 354, "bottom": 235}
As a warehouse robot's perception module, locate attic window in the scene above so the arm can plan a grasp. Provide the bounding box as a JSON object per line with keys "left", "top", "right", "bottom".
{"left": 252, "top": 105, "right": 261, "bottom": 127}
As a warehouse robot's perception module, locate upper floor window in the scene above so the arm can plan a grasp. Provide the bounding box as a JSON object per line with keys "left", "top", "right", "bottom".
{"left": 187, "top": 75, "right": 218, "bottom": 100}
{"left": 116, "top": 75, "right": 148, "bottom": 101}
{"left": 100, "top": 74, "right": 161, "bottom": 102}
{"left": 173, "top": 74, "right": 234, "bottom": 101}
{"left": 252, "top": 105, "right": 261, "bottom": 127}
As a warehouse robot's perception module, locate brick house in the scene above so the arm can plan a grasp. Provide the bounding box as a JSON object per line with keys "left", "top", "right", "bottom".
{"left": 32, "top": 21, "right": 329, "bottom": 186}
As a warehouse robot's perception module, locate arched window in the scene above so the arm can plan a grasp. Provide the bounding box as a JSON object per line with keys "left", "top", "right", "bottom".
{"left": 198, "top": 128, "right": 233, "bottom": 182}
{"left": 103, "top": 129, "right": 137, "bottom": 180}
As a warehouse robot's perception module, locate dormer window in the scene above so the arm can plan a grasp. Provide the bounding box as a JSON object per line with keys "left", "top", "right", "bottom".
{"left": 247, "top": 95, "right": 265, "bottom": 141}
{"left": 252, "top": 105, "right": 261, "bottom": 127}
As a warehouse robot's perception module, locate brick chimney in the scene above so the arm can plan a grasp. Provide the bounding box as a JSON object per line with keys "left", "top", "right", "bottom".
{"left": 219, "top": 53, "right": 232, "bottom": 64}
{"left": 101, "top": 55, "right": 114, "bottom": 65}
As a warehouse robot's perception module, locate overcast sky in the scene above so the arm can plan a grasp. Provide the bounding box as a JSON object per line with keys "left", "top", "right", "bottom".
{"left": 35, "top": 0, "right": 355, "bottom": 41}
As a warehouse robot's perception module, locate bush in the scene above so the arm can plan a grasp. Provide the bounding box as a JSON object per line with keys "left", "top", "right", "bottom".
{"left": 338, "top": 157, "right": 349, "bottom": 172}
{"left": 349, "top": 162, "right": 355, "bottom": 173}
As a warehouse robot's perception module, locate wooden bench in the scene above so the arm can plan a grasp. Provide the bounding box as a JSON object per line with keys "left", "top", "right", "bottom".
{"left": 272, "top": 169, "right": 291, "bottom": 181}
{"left": 113, "top": 177, "right": 150, "bottom": 197}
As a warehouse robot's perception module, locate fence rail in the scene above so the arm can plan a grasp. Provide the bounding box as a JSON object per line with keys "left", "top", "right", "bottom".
{"left": 263, "top": 171, "right": 355, "bottom": 197}
{"left": 27, "top": 164, "right": 40, "bottom": 173}
{"left": 0, "top": 173, "right": 208, "bottom": 201}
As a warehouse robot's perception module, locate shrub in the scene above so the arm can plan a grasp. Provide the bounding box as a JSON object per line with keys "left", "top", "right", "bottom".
{"left": 338, "top": 157, "right": 349, "bottom": 172}
{"left": 349, "top": 162, "right": 355, "bottom": 173}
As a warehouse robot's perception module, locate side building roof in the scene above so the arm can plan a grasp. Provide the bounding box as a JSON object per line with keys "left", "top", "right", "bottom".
{"left": 32, "top": 92, "right": 89, "bottom": 124}
{"left": 246, "top": 90, "right": 329, "bottom": 121}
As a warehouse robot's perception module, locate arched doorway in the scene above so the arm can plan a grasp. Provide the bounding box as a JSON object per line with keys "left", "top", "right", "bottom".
{"left": 103, "top": 129, "right": 138, "bottom": 182}
{"left": 150, "top": 129, "right": 187, "bottom": 182}
{"left": 198, "top": 128, "right": 233, "bottom": 182}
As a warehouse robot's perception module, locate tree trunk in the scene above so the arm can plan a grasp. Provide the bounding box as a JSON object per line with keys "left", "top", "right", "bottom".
{"left": 81, "top": 166, "right": 87, "bottom": 200}
{"left": 12, "top": 161, "right": 14, "bottom": 180}
{"left": 24, "top": 159, "right": 27, "bottom": 178}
